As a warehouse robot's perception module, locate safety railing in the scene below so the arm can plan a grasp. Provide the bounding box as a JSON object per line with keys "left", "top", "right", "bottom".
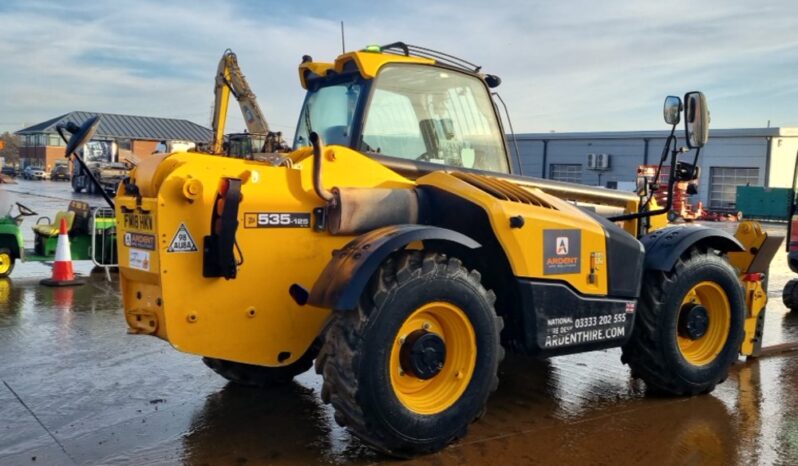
{"left": 91, "top": 206, "right": 117, "bottom": 281}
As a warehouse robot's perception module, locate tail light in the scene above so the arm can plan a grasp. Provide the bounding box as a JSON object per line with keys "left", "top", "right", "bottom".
{"left": 203, "top": 177, "right": 242, "bottom": 279}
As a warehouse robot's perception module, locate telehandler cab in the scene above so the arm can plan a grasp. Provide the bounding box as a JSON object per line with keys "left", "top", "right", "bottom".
{"left": 105, "top": 42, "right": 781, "bottom": 457}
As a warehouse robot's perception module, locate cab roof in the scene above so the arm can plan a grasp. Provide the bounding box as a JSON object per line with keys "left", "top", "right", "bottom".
{"left": 298, "top": 42, "right": 498, "bottom": 89}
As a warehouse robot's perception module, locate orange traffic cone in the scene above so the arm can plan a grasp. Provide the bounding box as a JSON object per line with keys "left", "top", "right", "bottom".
{"left": 40, "top": 217, "right": 85, "bottom": 287}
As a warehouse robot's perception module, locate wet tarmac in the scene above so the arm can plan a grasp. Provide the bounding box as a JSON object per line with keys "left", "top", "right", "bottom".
{"left": 1, "top": 180, "right": 798, "bottom": 465}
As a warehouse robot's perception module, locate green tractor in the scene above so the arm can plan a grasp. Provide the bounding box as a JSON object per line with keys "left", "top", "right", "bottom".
{"left": 0, "top": 200, "right": 116, "bottom": 278}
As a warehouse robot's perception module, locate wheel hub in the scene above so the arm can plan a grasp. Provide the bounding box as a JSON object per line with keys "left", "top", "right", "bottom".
{"left": 678, "top": 303, "right": 709, "bottom": 340}
{"left": 399, "top": 330, "right": 446, "bottom": 380}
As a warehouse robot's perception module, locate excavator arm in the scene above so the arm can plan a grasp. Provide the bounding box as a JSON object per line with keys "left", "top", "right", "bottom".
{"left": 211, "top": 49, "right": 281, "bottom": 154}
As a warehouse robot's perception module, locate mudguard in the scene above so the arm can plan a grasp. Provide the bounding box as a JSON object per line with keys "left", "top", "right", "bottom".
{"left": 641, "top": 225, "right": 743, "bottom": 272}
{"left": 307, "top": 224, "right": 480, "bottom": 310}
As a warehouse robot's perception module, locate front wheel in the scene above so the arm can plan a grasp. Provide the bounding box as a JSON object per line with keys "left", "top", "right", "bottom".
{"left": 782, "top": 279, "right": 798, "bottom": 312}
{"left": 316, "top": 251, "right": 503, "bottom": 457}
{"left": 622, "top": 249, "right": 745, "bottom": 395}
{"left": 0, "top": 248, "right": 14, "bottom": 278}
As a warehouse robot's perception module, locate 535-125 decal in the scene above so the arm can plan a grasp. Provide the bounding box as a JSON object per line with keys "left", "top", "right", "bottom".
{"left": 244, "top": 212, "right": 311, "bottom": 228}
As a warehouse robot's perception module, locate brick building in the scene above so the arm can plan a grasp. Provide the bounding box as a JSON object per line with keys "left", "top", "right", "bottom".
{"left": 15, "top": 111, "right": 212, "bottom": 170}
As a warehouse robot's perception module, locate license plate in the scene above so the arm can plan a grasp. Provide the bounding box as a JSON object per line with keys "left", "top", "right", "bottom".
{"left": 122, "top": 212, "right": 154, "bottom": 232}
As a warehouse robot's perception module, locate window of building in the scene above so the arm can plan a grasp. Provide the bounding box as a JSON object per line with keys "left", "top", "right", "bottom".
{"left": 48, "top": 134, "right": 63, "bottom": 147}
{"left": 118, "top": 139, "right": 132, "bottom": 151}
{"left": 549, "top": 164, "right": 583, "bottom": 183}
{"left": 709, "top": 167, "right": 759, "bottom": 210}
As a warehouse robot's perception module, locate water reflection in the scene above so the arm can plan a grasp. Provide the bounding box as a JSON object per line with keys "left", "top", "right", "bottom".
{"left": 182, "top": 381, "right": 377, "bottom": 465}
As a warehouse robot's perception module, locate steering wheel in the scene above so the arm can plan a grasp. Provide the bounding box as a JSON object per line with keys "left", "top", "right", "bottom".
{"left": 15, "top": 202, "right": 37, "bottom": 216}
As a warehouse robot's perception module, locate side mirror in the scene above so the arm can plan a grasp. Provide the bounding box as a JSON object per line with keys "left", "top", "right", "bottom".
{"left": 59, "top": 116, "right": 102, "bottom": 158}
{"left": 663, "top": 96, "right": 681, "bottom": 125}
{"left": 684, "top": 91, "right": 709, "bottom": 148}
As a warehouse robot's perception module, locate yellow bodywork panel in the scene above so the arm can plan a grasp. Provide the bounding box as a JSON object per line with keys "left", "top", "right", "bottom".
{"left": 728, "top": 221, "right": 771, "bottom": 356}
{"left": 417, "top": 172, "right": 609, "bottom": 296}
{"left": 299, "top": 50, "right": 435, "bottom": 89}
{"left": 118, "top": 147, "right": 413, "bottom": 367}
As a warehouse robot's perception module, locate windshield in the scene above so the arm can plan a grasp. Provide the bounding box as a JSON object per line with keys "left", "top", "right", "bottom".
{"left": 362, "top": 64, "right": 508, "bottom": 173}
{"left": 294, "top": 76, "right": 364, "bottom": 149}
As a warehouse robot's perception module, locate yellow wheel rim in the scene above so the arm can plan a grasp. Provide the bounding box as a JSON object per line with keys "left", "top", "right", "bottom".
{"left": 677, "top": 281, "right": 731, "bottom": 366}
{"left": 389, "top": 301, "right": 476, "bottom": 415}
{"left": 0, "top": 252, "right": 11, "bottom": 275}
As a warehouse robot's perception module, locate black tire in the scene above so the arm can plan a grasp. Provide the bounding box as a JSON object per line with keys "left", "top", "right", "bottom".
{"left": 316, "top": 251, "right": 503, "bottom": 457}
{"left": 621, "top": 249, "right": 745, "bottom": 395}
{"left": 0, "top": 248, "right": 14, "bottom": 278}
{"left": 782, "top": 279, "right": 798, "bottom": 312}
{"left": 202, "top": 341, "right": 318, "bottom": 388}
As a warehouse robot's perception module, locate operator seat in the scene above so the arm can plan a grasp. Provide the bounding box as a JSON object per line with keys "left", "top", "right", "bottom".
{"left": 32, "top": 200, "right": 90, "bottom": 237}
{"left": 33, "top": 211, "right": 75, "bottom": 237}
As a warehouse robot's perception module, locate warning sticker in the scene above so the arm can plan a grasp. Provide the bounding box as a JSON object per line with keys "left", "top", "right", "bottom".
{"left": 167, "top": 223, "right": 198, "bottom": 253}
{"left": 129, "top": 249, "right": 151, "bottom": 271}
{"left": 543, "top": 229, "right": 581, "bottom": 275}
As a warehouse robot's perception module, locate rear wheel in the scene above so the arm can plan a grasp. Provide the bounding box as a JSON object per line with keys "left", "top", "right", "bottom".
{"left": 316, "top": 251, "right": 503, "bottom": 457}
{"left": 622, "top": 249, "right": 744, "bottom": 395}
{"left": 0, "top": 248, "right": 15, "bottom": 278}
{"left": 202, "top": 342, "right": 318, "bottom": 388}
{"left": 782, "top": 279, "right": 798, "bottom": 312}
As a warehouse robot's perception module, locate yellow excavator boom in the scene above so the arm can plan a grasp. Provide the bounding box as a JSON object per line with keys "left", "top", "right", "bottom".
{"left": 211, "top": 49, "right": 271, "bottom": 154}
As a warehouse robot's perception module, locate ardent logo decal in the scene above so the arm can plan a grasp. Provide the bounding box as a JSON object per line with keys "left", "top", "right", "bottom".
{"left": 544, "top": 229, "right": 581, "bottom": 275}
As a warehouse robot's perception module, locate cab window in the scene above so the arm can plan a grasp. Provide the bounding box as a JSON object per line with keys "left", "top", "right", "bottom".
{"left": 361, "top": 64, "right": 508, "bottom": 173}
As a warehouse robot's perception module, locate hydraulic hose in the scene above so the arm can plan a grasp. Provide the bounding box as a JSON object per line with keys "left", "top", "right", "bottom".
{"left": 309, "top": 132, "right": 335, "bottom": 204}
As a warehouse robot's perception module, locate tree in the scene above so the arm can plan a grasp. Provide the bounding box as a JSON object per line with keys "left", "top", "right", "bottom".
{"left": 0, "top": 132, "right": 21, "bottom": 166}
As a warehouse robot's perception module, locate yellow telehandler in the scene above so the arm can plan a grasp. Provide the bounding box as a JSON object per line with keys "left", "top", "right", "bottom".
{"left": 75, "top": 42, "right": 781, "bottom": 457}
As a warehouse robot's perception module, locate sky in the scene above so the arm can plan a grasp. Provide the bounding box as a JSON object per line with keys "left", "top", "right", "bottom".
{"left": 1, "top": 0, "right": 797, "bottom": 138}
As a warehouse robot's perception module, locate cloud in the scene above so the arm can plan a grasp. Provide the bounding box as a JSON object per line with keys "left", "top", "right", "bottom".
{"left": 0, "top": 0, "right": 797, "bottom": 137}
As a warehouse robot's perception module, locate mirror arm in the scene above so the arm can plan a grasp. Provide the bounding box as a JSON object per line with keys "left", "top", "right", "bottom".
{"left": 690, "top": 146, "right": 701, "bottom": 167}
{"left": 492, "top": 92, "right": 523, "bottom": 176}
{"left": 609, "top": 127, "right": 679, "bottom": 223}
{"left": 70, "top": 150, "right": 116, "bottom": 210}
{"left": 56, "top": 126, "right": 70, "bottom": 145}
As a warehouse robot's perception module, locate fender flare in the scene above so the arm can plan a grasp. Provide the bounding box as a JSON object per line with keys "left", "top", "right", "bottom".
{"left": 307, "top": 224, "right": 480, "bottom": 310}
{"left": 641, "top": 225, "right": 743, "bottom": 272}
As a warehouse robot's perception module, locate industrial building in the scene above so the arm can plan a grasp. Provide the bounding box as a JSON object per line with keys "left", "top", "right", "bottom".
{"left": 511, "top": 128, "right": 798, "bottom": 210}
{"left": 15, "top": 111, "right": 212, "bottom": 171}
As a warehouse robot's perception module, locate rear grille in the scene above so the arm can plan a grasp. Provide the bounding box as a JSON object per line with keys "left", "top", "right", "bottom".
{"left": 452, "top": 172, "right": 557, "bottom": 209}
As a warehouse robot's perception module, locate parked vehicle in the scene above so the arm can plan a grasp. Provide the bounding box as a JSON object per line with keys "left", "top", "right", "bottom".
{"left": 111, "top": 43, "right": 781, "bottom": 457}
{"left": 72, "top": 141, "right": 130, "bottom": 195}
{"left": 0, "top": 200, "right": 116, "bottom": 277}
{"left": 1, "top": 166, "right": 17, "bottom": 178}
{"left": 50, "top": 164, "right": 70, "bottom": 181}
{"left": 22, "top": 167, "right": 47, "bottom": 180}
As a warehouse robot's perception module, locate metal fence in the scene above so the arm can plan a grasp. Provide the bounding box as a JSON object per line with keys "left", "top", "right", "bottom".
{"left": 91, "top": 207, "right": 117, "bottom": 280}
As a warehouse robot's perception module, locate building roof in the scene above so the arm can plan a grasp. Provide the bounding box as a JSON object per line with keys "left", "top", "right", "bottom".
{"left": 515, "top": 127, "right": 798, "bottom": 141}
{"left": 15, "top": 111, "right": 212, "bottom": 142}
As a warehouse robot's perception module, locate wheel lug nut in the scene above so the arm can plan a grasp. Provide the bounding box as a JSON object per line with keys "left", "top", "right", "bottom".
{"left": 456, "top": 370, "right": 464, "bottom": 379}
{"left": 399, "top": 336, "right": 406, "bottom": 344}
{"left": 399, "top": 369, "right": 405, "bottom": 376}
{"left": 422, "top": 322, "right": 431, "bottom": 330}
